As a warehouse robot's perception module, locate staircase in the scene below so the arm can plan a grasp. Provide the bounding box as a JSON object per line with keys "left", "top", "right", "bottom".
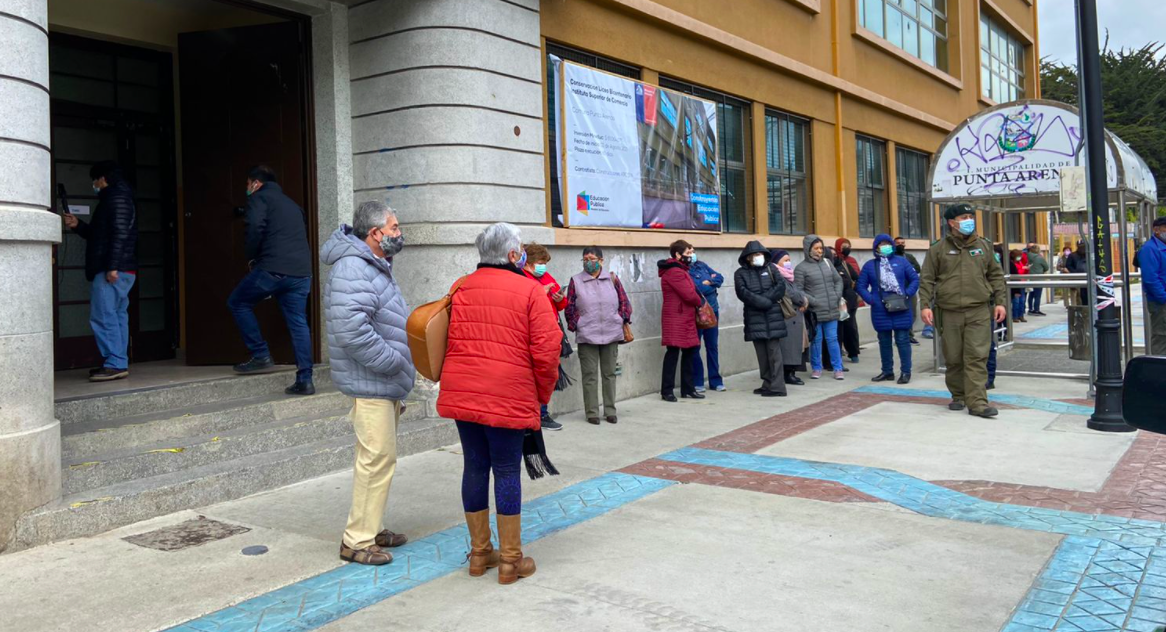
{"left": 12, "top": 368, "right": 456, "bottom": 551}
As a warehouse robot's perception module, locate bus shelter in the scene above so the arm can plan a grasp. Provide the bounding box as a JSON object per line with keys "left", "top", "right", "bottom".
{"left": 926, "top": 99, "right": 1159, "bottom": 383}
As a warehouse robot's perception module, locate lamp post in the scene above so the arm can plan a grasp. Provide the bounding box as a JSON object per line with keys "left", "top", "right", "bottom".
{"left": 1076, "top": 0, "right": 1130, "bottom": 431}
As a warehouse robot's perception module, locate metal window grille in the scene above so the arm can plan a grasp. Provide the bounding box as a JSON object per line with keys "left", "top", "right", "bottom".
{"left": 856, "top": 135, "right": 889, "bottom": 238}
{"left": 765, "top": 109, "right": 812, "bottom": 235}
{"left": 895, "top": 147, "right": 930, "bottom": 239}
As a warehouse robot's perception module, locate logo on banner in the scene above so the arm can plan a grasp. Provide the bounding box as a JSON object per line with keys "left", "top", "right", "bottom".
{"left": 635, "top": 84, "right": 658, "bottom": 126}
{"left": 998, "top": 107, "right": 1037, "bottom": 154}
{"left": 576, "top": 191, "right": 591, "bottom": 215}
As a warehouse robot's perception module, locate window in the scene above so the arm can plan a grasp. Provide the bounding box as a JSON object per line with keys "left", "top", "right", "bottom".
{"left": 661, "top": 77, "right": 754, "bottom": 233}
{"left": 856, "top": 136, "right": 889, "bottom": 238}
{"left": 895, "top": 147, "right": 930, "bottom": 239}
{"left": 765, "top": 110, "right": 812, "bottom": 235}
{"left": 1005, "top": 212, "right": 1022, "bottom": 245}
{"left": 546, "top": 43, "right": 640, "bottom": 227}
{"left": 980, "top": 14, "right": 1025, "bottom": 102}
{"left": 859, "top": 0, "right": 949, "bottom": 71}
{"left": 1024, "top": 212, "right": 1037, "bottom": 242}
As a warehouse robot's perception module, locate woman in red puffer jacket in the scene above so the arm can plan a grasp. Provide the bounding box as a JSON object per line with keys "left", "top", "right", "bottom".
{"left": 435, "top": 223, "right": 560, "bottom": 587}
{"left": 658, "top": 239, "right": 703, "bottom": 402}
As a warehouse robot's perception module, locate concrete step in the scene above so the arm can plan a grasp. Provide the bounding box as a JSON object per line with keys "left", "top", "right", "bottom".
{"left": 61, "top": 389, "right": 352, "bottom": 461}
{"left": 12, "top": 416, "right": 459, "bottom": 551}
{"left": 54, "top": 366, "right": 333, "bottom": 426}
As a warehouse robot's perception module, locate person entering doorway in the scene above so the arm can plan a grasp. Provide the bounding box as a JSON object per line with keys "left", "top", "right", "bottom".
{"left": 227, "top": 165, "right": 315, "bottom": 395}
{"left": 62, "top": 161, "right": 139, "bottom": 382}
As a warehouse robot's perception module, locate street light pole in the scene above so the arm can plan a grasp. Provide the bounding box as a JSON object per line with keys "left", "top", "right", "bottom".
{"left": 1076, "top": 0, "right": 1130, "bottom": 431}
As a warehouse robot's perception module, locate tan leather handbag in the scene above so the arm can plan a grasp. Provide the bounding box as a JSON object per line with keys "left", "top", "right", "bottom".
{"left": 406, "top": 277, "right": 466, "bottom": 382}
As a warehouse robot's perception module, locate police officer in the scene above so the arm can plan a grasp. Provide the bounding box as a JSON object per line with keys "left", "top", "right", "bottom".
{"left": 918, "top": 204, "right": 1007, "bottom": 418}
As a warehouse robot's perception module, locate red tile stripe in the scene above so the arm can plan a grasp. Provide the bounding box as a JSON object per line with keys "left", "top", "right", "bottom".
{"left": 620, "top": 458, "right": 880, "bottom": 504}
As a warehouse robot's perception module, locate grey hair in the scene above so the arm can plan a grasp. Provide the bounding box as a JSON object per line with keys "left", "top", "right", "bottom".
{"left": 352, "top": 200, "right": 397, "bottom": 239}
{"left": 475, "top": 223, "right": 522, "bottom": 265}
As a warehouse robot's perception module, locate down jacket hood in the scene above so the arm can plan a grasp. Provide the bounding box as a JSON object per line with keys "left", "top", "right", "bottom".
{"left": 872, "top": 233, "right": 894, "bottom": 256}
{"left": 738, "top": 240, "right": 771, "bottom": 267}
{"left": 658, "top": 258, "right": 689, "bottom": 276}
{"left": 321, "top": 224, "right": 391, "bottom": 275}
{"left": 803, "top": 234, "right": 824, "bottom": 261}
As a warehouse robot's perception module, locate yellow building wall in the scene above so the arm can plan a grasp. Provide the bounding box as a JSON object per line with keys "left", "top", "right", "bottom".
{"left": 542, "top": 0, "right": 1043, "bottom": 249}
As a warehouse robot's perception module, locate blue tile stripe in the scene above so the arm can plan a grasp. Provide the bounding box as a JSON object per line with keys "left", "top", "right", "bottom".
{"left": 654, "top": 447, "right": 1166, "bottom": 631}
{"left": 165, "top": 473, "right": 675, "bottom": 632}
{"left": 854, "top": 385, "right": 1095, "bottom": 416}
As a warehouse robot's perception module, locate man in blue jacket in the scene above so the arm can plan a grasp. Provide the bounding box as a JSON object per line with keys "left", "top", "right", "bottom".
{"left": 228, "top": 165, "right": 316, "bottom": 394}
{"left": 688, "top": 249, "right": 725, "bottom": 392}
{"left": 1139, "top": 217, "right": 1166, "bottom": 355}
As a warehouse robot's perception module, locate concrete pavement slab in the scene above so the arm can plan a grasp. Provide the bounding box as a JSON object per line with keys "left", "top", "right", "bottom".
{"left": 760, "top": 401, "right": 1135, "bottom": 491}
{"left": 317, "top": 483, "right": 1061, "bottom": 632}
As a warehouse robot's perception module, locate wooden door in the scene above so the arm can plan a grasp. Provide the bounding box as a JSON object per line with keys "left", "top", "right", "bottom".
{"left": 178, "top": 21, "right": 317, "bottom": 366}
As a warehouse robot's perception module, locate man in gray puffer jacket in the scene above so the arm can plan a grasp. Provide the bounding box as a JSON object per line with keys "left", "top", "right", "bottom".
{"left": 322, "top": 200, "right": 416, "bottom": 567}
{"left": 794, "top": 234, "right": 846, "bottom": 380}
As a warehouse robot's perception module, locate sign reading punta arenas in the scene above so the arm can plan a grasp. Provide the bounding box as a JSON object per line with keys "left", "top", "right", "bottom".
{"left": 931, "top": 100, "right": 1118, "bottom": 201}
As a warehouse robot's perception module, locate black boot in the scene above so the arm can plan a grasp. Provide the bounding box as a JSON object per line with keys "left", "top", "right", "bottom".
{"left": 286, "top": 381, "right": 316, "bottom": 395}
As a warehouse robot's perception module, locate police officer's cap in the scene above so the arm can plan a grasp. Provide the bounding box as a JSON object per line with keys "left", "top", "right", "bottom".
{"left": 943, "top": 204, "right": 975, "bottom": 220}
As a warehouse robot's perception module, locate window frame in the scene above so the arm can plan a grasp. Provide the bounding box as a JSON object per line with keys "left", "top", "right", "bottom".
{"left": 895, "top": 146, "right": 931, "bottom": 240}
{"left": 979, "top": 13, "right": 1026, "bottom": 103}
{"left": 545, "top": 43, "right": 641, "bottom": 228}
{"left": 764, "top": 108, "right": 813, "bottom": 236}
{"left": 859, "top": 0, "right": 950, "bottom": 71}
{"left": 856, "top": 134, "right": 889, "bottom": 239}
{"left": 660, "top": 76, "right": 754, "bottom": 234}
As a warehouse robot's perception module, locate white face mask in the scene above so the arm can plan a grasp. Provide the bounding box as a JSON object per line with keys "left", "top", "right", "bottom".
{"left": 751, "top": 254, "right": 765, "bottom": 267}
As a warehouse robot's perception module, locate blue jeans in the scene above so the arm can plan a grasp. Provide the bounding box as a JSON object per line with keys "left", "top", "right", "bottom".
{"left": 90, "top": 272, "right": 136, "bottom": 369}
{"left": 228, "top": 269, "right": 314, "bottom": 381}
{"left": 810, "top": 320, "right": 842, "bottom": 372}
{"left": 456, "top": 421, "right": 525, "bottom": 515}
{"left": 690, "top": 324, "right": 723, "bottom": 389}
{"left": 1011, "top": 294, "right": 1025, "bottom": 320}
{"left": 877, "top": 329, "right": 912, "bottom": 375}
{"left": 1027, "top": 288, "right": 1043, "bottom": 312}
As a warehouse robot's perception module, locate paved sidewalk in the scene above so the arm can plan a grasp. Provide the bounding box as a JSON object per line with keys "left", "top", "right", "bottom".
{"left": 6, "top": 342, "right": 1164, "bottom": 632}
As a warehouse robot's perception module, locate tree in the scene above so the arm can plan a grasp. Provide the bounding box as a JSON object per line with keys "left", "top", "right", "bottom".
{"left": 1040, "top": 43, "right": 1166, "bottom": 205}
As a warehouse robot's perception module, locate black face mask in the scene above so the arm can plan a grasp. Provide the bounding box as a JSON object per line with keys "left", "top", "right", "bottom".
{"left": 894, "top": 245, "right": 906, "bottom": 256}
{"left": 841, "top": 247, "right": 851, "bottom": 257}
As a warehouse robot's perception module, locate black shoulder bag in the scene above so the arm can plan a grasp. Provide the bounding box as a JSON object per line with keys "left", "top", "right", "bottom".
{"left": 876, "top": 259, "right": 910, "bottom": 313}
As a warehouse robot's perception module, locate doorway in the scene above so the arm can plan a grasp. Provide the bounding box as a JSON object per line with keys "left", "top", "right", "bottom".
{"left": 48, "top": 0, "right": 319, "bottom": 372}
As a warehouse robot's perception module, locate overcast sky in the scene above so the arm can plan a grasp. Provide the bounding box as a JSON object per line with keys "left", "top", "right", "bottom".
{"left": 1038, "top": 0, "right": 1166, "bottom": 64}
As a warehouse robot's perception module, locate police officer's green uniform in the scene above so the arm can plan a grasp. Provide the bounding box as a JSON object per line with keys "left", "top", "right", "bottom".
{"left": 918, "top": 228, "right": 1006, "bottom": 415}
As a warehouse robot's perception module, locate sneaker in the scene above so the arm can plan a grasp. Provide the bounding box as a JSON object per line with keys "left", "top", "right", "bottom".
{"left": 541, "top": 417, "right": 563, "bottom": 431}
{"left": 695, "top": 386, "right": 707, "bottom": 393}
{"left": 714, "top": 385, "right": 727, "bottom": 392}
{"left": 89, "top": 367, "right": 129, "bottom": 382}
{"left": 811, "top": 371, "right": 822, "bottom": 380}
{"left": 922, "top": 328, "right": 935, "bottom": 340}
{"left": 374, "top": 530, "right": 408, "bottom": 548}
{"left": 909, "top": 337, "right": 921, "bottom": 346}
{"left": 286, "top": 381, "right": 316, "bottom": 396}
{"left": 849, "top": 356, "right": 860, "bottom": 364}
{"left": 834, "top": 371, "right": 845, "bottom": 381}
{"left": 233, "top": 356, "right": 275, "bottom": 374}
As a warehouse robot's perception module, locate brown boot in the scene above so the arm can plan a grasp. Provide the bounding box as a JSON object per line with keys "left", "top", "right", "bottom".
{"left": 465, "top": 510, "right": 500, "bottom": 577}
{"left": 496, "top": 514, "right": 535, "bottom": 585}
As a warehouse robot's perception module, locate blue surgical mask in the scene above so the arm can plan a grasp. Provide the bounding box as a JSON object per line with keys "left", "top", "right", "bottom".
{"left": 878, "top": 244, "right": 894, "bottom": 256}
{"left": 533, "top": 263, "right": 547, "bottom": 277}
{"left": 92, "top": 186, "right": 101, "bottom": 195}
{"left": 689, "top": 253, "right": 697, "bottom": 264}
{"left": 958, "top": 219, "right": 976, "bottom": 235}
{"left": 516, "top": 250, "right": 527, "bottom": 270}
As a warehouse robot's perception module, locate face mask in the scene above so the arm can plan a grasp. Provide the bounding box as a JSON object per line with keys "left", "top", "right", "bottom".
{"left": 1064, "top": 250, "right": 1072, "bottom": 257}
{"left": 92, "top": 186, "right": 101, "bottom": 195}
{"left": 782, "top": 261, "right": 793, "bottom": 270}
{"left": 584, "top": 260, "right": 601, "bottom": 275}
{"left": 958, "top": 219, "right": 976, "bottom": 235}
{"left": 681, "top": 255, "right": 692, "bottom": 265}
{"left": 841, "top": 247, "right": 851, "bottom": 256}
{"left": 380, "top": 233, "right": 405, "bottom": 258}
{"left": 689, "top": 253, "right": 698, "bottom": 264}
{"left": 751, "top": 254, "right": 765, "bottom": 267}
{"left": 894, "top": 245, "right": 906, "bottom": 256}
{"left": 533, "top": 263, "right": 547, "bottom": 277}
{"left": 878, "top": 245, "right": 894, "bottom": 257}
{"left": 515, "top": 250, "right": 527, "bottom": 270}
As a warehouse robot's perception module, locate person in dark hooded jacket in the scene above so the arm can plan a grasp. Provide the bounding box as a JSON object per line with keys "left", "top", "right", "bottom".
{"left": 63, "top": 161, "right": 138, "bottom": 382}
{"left": 735, "top": 241, "right": 787, "bottom": 396}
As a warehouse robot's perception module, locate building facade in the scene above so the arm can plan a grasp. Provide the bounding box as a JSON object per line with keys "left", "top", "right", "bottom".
{"left": 0, "top": 0, "right": 1042, "bottom": 549}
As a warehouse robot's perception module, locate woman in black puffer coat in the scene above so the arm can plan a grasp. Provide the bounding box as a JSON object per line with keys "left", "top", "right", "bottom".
{"left": 734, "top": 241, "right": 787, "bottom": 396}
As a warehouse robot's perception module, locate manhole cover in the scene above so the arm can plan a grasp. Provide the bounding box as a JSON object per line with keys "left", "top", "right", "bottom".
{"left": 122, "top": 516, "right": 250, "bottom": 552}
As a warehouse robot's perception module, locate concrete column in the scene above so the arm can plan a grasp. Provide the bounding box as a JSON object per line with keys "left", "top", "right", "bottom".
{"left": 0, "top": 0, "right": 60, "bottom": 552}
{"left": 347, "top": 0, "right": 548, "bottom": 307}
